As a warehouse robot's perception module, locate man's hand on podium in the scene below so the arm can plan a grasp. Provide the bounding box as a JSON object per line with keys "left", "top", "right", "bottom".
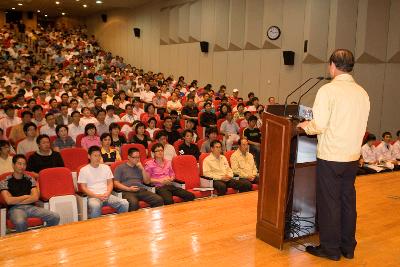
{"left": 297, "top": 120, "right": 310, "bottom": 130}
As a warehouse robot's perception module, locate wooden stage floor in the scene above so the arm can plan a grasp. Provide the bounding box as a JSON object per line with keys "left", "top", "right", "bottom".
{"left": 1, "top": 172, "right": 400, "bottom": 267}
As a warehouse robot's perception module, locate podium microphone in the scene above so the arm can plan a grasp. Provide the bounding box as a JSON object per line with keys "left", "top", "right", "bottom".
{"left": 283, "top": 77, "right": 325, "bottom": 116}
{"left": 295, "top": 77, "right": 330, "bottom": 120}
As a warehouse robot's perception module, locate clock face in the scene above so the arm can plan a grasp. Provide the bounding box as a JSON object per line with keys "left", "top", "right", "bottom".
{"left": 267, "top": 26, "right": 281, "bottom": 40}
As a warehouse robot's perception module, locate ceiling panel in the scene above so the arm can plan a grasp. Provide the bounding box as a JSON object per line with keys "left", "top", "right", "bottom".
{"left": 0, "top": 0, "right": 151, "bottom": 17}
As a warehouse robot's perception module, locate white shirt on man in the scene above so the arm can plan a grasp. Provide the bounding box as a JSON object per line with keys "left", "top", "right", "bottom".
{"left": 361, "top": 143, "right": 378, "bottom": 163}
{"left": 392, "top": 140, "right": 400, "bottom": 159}
{"left": 375, "top": 142, "right": 396, "bottom": 162}
{"left": 68, "top": 122, "right": 85, "bottom": 142}
{"left": 40, "top": 124, "right": 56, "bottom": 137}
{"left": 77, "top": 164, "right": 113, "bottom": 194}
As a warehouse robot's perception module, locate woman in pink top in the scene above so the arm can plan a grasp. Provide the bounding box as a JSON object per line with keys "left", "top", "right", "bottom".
{"left": 81, "top": 123, "right": 101, "bottom": 150}
{"left": 144, "top": 143, "right": 194, "bottom": 205}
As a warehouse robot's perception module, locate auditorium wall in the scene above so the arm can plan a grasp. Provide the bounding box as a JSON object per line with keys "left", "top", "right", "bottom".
{"left": 85, "top": 0, "right": 400, "bottom": 135}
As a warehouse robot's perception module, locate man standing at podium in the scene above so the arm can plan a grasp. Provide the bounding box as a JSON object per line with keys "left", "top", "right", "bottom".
{"left": 297, "top": 49, "right": 370, "bottom": 261}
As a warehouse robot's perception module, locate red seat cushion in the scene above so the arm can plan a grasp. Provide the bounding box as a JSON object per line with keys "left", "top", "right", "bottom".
{"left": 101, "top": 206, "right": 117, "bottom": 215}
{"left": 252, "top": 184, "right": 258, "bottom": 190}
{"left": 213, "top": 188, "right": 238, "bottom": 195}
{"left": 139, "top": 201, "right": 150, "bottom": 208}
{"left": 6, "top": 217, "right": 43, "bottom": 229}
{"left": 172, "top": 196, "right": 183, "bottom": 203}
{"left": 189, "top": 189, "right": 212, "bottom": 198}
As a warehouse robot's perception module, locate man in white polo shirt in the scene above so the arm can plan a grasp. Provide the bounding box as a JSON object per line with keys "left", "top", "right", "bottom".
{"left": 78, "top": 146, "right": 128, "bottom": 218}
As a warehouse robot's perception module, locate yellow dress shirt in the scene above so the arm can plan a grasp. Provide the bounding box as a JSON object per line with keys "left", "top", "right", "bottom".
{"left": 304, "top": 73, "right": 370, "bottom": 162}
{"left": 230, "top": 150, "right": 258, "bottom": 177}
{"left": 203, "top": 154, "right": 233, "bottom": 180}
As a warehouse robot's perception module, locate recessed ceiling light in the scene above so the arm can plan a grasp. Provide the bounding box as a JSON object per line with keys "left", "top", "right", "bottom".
{"left": 61, "top": 12, "right": 66, "bottom": 15}
{"left": 18, "top": 3, "right": 23, "bottom": 6}
{"left": 96, "top": 1, "right": 102, "bottom": 4}
{"left": 83, "top": 4, "right": 87, "bottom": 8}
{"left": 12, "top": 7, "right": 15, "bottom": 10}
{"left": 56, "top": 1, "right": 60, "bottom": 4}
{"left": 37, "top": 10, "right": 41, "bottom": 13}
{"left": 45, "top": 14, "right": 48, "bottom": 17}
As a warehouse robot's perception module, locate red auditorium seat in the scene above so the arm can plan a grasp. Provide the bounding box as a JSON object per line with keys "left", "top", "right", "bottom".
{"left": 172, "top": 155, "right": 213, "bottom": 198}
{"left": 60, "top": 148, "right": 88, "bottom": 172}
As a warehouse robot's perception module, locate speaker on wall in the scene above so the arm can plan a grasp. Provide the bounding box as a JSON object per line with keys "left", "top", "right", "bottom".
{"left": 200, "top": 41, "right": 209, "bottom": 53}
{"left": 101, "top": 14, "right": 107, "bottom": 23}
{"left": 283, "top": 50, "right": 295, "bottom": 65}
{"left": 133, "top": 28, "right": 140, "bottom": 38}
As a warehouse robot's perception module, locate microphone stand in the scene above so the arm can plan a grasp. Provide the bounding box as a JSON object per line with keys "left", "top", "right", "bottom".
{"left": 283, "top": 77, "right": 314, "bottom": 117}
{"left": 296, "top": 78, "right": 326, "bottom": 121}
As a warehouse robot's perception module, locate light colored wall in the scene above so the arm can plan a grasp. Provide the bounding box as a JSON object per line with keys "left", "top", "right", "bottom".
{"left": 23, "top": 12, "right": 37, "bottom": 30}
{"left": 0, "top": 12, "right": 5, "bottom": 28}
{"left": 85, "top": 0, "right": 400, "bottom": 136}
{"left": 55, "top": 17, "right": 84, "bottom": 29}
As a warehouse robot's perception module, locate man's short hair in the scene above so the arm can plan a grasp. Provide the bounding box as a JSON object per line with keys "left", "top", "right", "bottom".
{"left": 106, "top": 105, "right": 115, "bottom": 111}
{"left": 32, "top": 105, "right": 43, "bottom": 112}
{"left": 182, "top": 129, "right": 193, "bottom": 138}
{"left": 210, "top": 140, "right": 222, "bottom": 148}
{"left": 128, "top": 147, "right": 139, "bottom": 156}
{"left": 45, "top": 113, "right": 54, "bottom": 119}
{"left": 4, "top": 104, "right": 15, "bottom": 112}
{"left": 12, "top": 154, "right": 27, "bottom": 164}
{"left": 248, "top": 115, "right": 258, "bottom": 122}
{"left": 23, "top": 122, "right": 37, "bottom": 133}
{"left": 71, "top": 110, "right": 81, "bottom": 117}
{"left": 329, "top": 49, "right": 354, "bottom": 73}
{"left": 238, "top": 138, "right": 248, "bottom": 146}
{"left": 36, "top": 134, "right": 50, "bottom": 145}
{"left": 21, "top": 110, "right": 33, "bottom": 118}
{"left": 0, "top": 140, "right": 10, "bottom": 148}
{"left": 155, "top": 130, "right": 168, "bottom": 140}
{"left": 205, "top": 127, "right": 218, "bottom": 138}
{"left": 88, "top": 145, "right": 101, "bottom": 155}
{"left": 382, "top": 131, "right": 392, "bottom": 139}
{"left": 365, "top": 134, "right": 376, "bottom": 143}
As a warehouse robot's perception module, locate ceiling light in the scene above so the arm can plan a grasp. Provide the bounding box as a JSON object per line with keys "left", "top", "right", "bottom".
{"left": 45, "top": 14, "right": 48, "bottom": 17}
{"left": 61, "top": 12, "right": 66, "bottom": 15}
{"left": 18, "top": 3, "right": 23, "bottom": 6}
{"left": 12, "top": 7, "right": 15, "bottom": 10}
{"left": 37, "top": 10, "right": 41, "bottom": 13}
{"left": 56, "top": 1, "right": 60, "bottom": 4}
{"left": 96, "top": 1, "right": 102, "bottom": 3}
{"left": 83, "top": 4, "right": 87, "bottom": 7}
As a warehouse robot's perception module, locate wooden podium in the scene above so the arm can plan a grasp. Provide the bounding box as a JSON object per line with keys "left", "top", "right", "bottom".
{"left": 256, "top": 112, "right": 317, "bottom": 249}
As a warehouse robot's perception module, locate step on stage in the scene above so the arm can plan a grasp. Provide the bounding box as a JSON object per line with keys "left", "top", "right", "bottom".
{"left": 1, "top": 172, "right": 399, "bottom": 266}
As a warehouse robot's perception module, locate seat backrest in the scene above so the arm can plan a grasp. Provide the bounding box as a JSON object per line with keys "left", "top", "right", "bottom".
{"left": 197, "top": 138, "right": 205, "bottom": 150}
{"left": 199, "top": 152, "right": 210, "bottom": 176}
{"left": 127, "top": 130, "right": 136, "bottom": 142}
{"left": 75, "top": 133, "right": 85, "bottom": 148}
{"left": 148, "top": 141, "right": 157, "bottom": 157}
{"left": 373, "top": 140, "right": 381, "bottom": 147}
{"left": 60, "top": 147, "right": 88, "bottom": 172}
{"left": 116, "top": 121, "right": 131, "bottom": 128}
{"left": 225, "top": 150, "right": 235, "bottom": 166}
{"left": 110, "top": 160, "right": 128, "bottom": 174}
{"left": 239, "top": 127, "right": 246, "bottom": 137}
{"left": 6, "top": 126, "right": 12, "bottom": 138}
{"left": 121, "top": 143, "right": 146, "bottom": 162}
{"left": 173, "top": 139, "right": 184, "bottom": 153}
{"left": 38, "top": 167, "right": 75, "bottom": 201}
{"left": 172, "top": 155, "right": 200, "bottom": 189}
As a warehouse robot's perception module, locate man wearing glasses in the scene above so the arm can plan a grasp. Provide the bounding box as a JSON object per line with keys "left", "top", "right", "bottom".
{"left": 113, "top": 147, "right": 164, "bottom": 211}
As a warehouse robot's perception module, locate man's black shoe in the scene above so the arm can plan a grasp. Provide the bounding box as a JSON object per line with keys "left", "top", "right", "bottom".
{"left": 340, "top": 249, "right": 354, "bottom": 259}
{"left": 306, "top": 245, "right": 340, "bottom": 261}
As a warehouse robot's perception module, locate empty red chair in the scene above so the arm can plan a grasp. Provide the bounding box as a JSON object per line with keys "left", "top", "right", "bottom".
{"left": 172, "top": 155, "right": 213, "bottom": 198}
{"left": 38, "top": 167, "right": 79, "bottom": 224}
{"left": 121, "top": 143, "right": 146, "bottom": 163}
{"left": 60, "top": 148, "right": 88, "bottom": 172}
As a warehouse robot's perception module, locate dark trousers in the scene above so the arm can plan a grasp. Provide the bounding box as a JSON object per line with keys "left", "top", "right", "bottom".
{"left": 213, "top": 179, "right": 252, "bottom": 196}
{"left": 122, "top": 189, "right": 164, "bottom": 211}
{"left": 316, "top": 159, "right": 358, "bottom": 255}
{"left": 156, "top": 184, "right": 195, "bottom": 205}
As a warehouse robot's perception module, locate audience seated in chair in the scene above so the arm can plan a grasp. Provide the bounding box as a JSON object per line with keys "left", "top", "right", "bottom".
{"left": 17, "top": 122, "right": 38, "bottom": 155}
{"left": 53, "top": 125, "right": 76, "bottom": 152}
{"left": 200, "top": 127, "right": 225, "bottom": 153}
{"left": 375, "top": 132, "right": 399, "bottom": 170}
{"left": 81, "top": 123, "right": 101, "bottom": 151}
{"left": 220, "top": 112, "right": 240, "bottom": 151}
{"left": 9, "top": 110, "right": 32, "bottom": 146}
{"left": 27, "top": 134, "right": 65, "bottom": 175}
{"left": 0, "top": 154, "right": 60, "bottom": 232}
{"left": 113, "top": 147, "right": 164, "bottom": 211}
{"left": 243, "top": 115, "right": 261, "bottom": 169}
{"left": 154, "top": 130, "right": 177, "bottom": 161}
{"left": 77, "top": 146, "right": 129, "bottom": 218}
{"left": 203, "top": 140, "right": 252, "bottom": 196}
{"left": 100, "top": 133, "right": 121, "bottom": 165}
{"left": 68, "top": 111, "right": 84, "bottom": 142}
{"left": 145, "top": 143, "right": 195, "bottom": 205}
{"left": 178, "top": 129, "right": 201, "bottom": 160}
{"left": 0, "top": 140, "right": 13, "bottom": 175}
{"left": 230, "top": 138, "right": 259, "bottom": 185}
